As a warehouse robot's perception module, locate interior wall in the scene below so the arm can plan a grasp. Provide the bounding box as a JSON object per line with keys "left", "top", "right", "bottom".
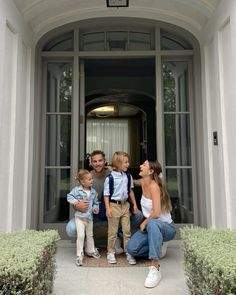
{"left": 0, "top": 0, "right": 34, "bottom": 231}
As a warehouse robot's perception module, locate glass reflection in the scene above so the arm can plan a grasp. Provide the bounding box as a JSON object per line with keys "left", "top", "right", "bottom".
{"left": 166, "top": 168, "right": 193, "bottom": 223}
{"left": 44, "top": 168, "right": 70, "bottom": 223}
{"left": 46, "top": 115, "right": 71, "bottom": 166}
{"left": 47, "top": 63, "right": 72, "bottom": 112}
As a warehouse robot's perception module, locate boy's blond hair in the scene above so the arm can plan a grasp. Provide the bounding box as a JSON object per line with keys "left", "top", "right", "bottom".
{"left": 112, "top": 151, "right": 129, "bottom": 170}
{"left": 75, "top": 169, "right": 90, "bottom": 184}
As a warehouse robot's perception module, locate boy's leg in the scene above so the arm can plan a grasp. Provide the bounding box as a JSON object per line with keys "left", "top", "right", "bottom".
{"left": 119, "top": 202, "right": 131, "bottom": 252}
{"left": 107, "top": 203, "right": 121, "bottom": 253}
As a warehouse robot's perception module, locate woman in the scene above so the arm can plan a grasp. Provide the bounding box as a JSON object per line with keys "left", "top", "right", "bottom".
{"left": 127, "top": 160, "right": 176, "bottom": 288}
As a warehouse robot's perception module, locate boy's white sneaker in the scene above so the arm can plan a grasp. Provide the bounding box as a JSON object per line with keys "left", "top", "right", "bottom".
{"left": 107, "top": 252, "right": 117, "bottom": 264}
{"left": 160, "top": 241, "right": 168, "bottom": 258}
{"left": 126, "top": 253, "right": 136, "bottom": 265}
{"left": 144, "top": 266, "right": 162, "bottom": 288}
{"left": 115, "top": 237, "right": 124, "bottom": 255}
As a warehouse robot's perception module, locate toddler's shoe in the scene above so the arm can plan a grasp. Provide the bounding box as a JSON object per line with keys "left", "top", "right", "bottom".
{"left": 86, "top": 248, "right": 101, "bottom": 259}
{"left": 144, "top": 265, "right": 162, "bottom": 288}
{"left": 126, "top": 253, "right": 136, "bottom": 265}
{"left": 107, "top": 252, "right": 117, "bottom": 264}
{"left": 76, "top": 253, "right": 84, "bottom": 266}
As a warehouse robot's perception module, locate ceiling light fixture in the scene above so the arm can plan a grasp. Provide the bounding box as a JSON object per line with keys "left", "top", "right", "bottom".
{"left": 106, "top": 0, "right": 129, "bottom": 8}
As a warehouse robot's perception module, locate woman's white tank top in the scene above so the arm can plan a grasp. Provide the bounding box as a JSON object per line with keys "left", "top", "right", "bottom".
{"left": 140, "top": 195, "right": 173, "bottom": 224}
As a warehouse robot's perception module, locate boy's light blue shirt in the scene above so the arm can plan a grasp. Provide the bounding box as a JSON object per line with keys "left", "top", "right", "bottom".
{"left": 103, "top": 170, "right": 134, "bottom": 201}
{"left": 67, "top": 185, "right": 99, "bottom": 219}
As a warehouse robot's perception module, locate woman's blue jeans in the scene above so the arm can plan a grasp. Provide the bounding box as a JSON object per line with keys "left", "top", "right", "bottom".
{"left": 127, "top": 218, "right": 176, "bottom": 260}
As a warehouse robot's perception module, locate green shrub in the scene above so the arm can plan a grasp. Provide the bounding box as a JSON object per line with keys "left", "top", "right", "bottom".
{"left": 180, "top": 226, "right": 236, "bottom": 295}
{"left": 0, "top": 230, "right": 60, "bottom": 295}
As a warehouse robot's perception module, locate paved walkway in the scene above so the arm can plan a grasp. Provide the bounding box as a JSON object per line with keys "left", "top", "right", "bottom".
{"left": 53, "top": 240, "right": 189, "bottom": 295}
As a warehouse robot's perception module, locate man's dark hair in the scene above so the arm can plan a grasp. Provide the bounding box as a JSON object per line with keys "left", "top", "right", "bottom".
{"left": 90, "top": 150, "right": 105, "bottom": 159}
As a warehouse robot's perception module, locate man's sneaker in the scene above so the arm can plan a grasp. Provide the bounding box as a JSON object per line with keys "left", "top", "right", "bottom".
{"left": 144, "top": 266, "right": 162, "bottom": 288}
{"left": 76, "top": 254, "right": 84, "bottom": 266}
{"left": 115, "top": 237, "right": 124, "bottom": 255}
{"left": 160, "top": 242, "right": 168, "bottom": 258}
{"left": 107, "top": 252, "right": 117, "bottom": 264}
{"left": 86, "top": 248, "right": 101, "bottom": 259}
{"left": 126, "top": 253, "right": 136, "bottom": 265}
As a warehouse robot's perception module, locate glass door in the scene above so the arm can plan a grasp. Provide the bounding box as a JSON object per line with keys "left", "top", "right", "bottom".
{"left": 162, "top": 59, "right": 195, "bottom": 224}
{"left": 40, "top": 61, "right": 73, "bottom": 236}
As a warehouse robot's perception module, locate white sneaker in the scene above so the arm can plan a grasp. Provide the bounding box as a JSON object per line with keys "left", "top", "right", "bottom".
{"left": 144, "top": 266, "right": 162, "bottom": 288}
{"left": 115, "top": 237, "right": 124, "bottom": 255}
{"left": 107, "top": 252, "right": 117, "bottom": 264}
{"left": 126, "top": 253, "right": 136, "bottom": 265}
{"left": 160, "top": 242, "right": 168, "bottom": 258}
{"left": 76, "top": 253, "right": 84, "bottom": 266}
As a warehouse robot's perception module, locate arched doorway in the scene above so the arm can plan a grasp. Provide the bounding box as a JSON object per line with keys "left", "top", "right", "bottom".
{"left": 37, "top": 20, "right": 198, "bottom": 237}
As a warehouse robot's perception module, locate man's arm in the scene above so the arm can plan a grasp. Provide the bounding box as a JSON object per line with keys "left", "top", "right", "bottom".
{"left": 73, "top": 200, "right": 89, "bottom": 212}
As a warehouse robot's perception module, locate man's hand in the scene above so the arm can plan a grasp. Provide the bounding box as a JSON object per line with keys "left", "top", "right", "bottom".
{"left": 73, "top": 200, "right": 89, "bottom": 212}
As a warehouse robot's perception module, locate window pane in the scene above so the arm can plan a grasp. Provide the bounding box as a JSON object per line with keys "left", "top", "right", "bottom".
{"left": 129, "top": 32, "right": 152, "bottom": 50}
{"left": 46, "top": 115, "right": 71, "bottom": 166}
{"left": 163, "top": 62, "right": 189, "bottom": 112}
{"left": 161, "top": 31, "right": 192, "bottom": 50}
{"left": 44, "top": 168, "right": 70, "bottom": 223}
{"left": 82, "top": 32, "right": 105, "bottom": 51}
{"left": 106, "top": 31, "right": 128, "bottom": 51}
{"left": 47, "top": 63, "right": 72, "bottom": 112}
{"left": 164, "top": 114, "right": 191, "bottom": 166}
{"left": 43, "top": 31, "right": 73, "bottom": 51}
{"left": 166, "top": 168, "right": 193, "bottom": 223}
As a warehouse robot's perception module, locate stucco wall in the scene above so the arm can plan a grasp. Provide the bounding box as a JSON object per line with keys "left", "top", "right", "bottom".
{"left": 0, "top": 0, "right": 34, "bottom": 231}
{"left": 203, "top": 0, "right": 236, "bottom": 229}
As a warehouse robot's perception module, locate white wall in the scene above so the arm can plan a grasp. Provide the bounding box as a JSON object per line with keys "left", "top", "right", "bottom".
{"left": 203, "top": 0, "right": 236, "bottom": 229}
{"left": 0, "top": 0, "right": 35, "bottom": 231}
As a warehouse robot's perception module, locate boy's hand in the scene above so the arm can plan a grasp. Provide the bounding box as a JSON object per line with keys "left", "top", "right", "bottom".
{"left": 106, "top": 207, "right": 112, "bottom": 218}
{"left": 132, "top": 205, "right": 139, "bottom": 215}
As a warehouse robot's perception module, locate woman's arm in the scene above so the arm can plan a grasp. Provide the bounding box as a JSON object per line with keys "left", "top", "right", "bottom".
{"left": 133, "top": 178, "right": 142, "bottom": 186}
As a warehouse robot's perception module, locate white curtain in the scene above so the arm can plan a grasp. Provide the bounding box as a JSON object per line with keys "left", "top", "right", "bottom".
{"left": 86, "top": 118, "right": 129, "bottom": 164}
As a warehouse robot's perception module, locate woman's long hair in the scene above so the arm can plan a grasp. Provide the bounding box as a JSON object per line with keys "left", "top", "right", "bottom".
{"left": 148, "top": 160, "right": 172, "bottom": 212}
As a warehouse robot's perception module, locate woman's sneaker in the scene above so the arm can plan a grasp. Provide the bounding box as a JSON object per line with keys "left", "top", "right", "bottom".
{"left": 76, "top": 254, "right": 84, "bottom": 266}
{"left": 107, "top": 252, "right": 117, "bottom": 264}
{"left": 144, "top": 266, "right": 162, "bottom": 288}
{"left": 126, "top": 253, "right": 136, "bottom": 265}
{"left": 86, "top": 248, "right": 101, "bottom": 259}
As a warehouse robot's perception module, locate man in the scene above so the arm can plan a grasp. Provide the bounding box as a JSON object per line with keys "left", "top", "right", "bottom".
{"left": 66, "top": 150, "right": 143, "bottom": 253}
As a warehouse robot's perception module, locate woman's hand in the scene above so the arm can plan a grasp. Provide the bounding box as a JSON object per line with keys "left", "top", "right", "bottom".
{"left": 140, "top": 220, "right": 147, "bottom": 232}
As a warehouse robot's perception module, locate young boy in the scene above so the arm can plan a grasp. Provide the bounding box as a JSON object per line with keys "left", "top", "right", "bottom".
{"left": 67, "top": 169, "right": 100, "bottom": 266}
{"left": 104, "top": 151, "right": 138, "bottom": 265}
